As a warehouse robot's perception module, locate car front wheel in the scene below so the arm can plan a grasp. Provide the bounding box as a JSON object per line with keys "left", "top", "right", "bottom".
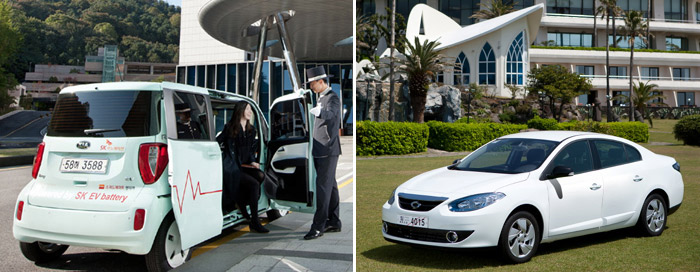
{"left": 637, "top": 194, "right": 667, "bottom": 236}
{"left": 145, "top": 213, "right": 191, "bottom": 272}
{"left": 19, "top": 241, "right": 69, "bottom": 263}
{"left": 498, "top": 211, "right": 540, "bottom": 263}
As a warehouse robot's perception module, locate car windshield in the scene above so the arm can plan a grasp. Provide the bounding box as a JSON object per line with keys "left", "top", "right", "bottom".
{"left": 48, "top": 91, "right": 161, "bottom": 137}
{"left": 452, "top": 138, "right": 559, "bottom": 174}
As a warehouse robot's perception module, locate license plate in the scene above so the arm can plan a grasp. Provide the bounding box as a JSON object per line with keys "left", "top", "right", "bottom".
{"left": 398, "top": 215, "right": 429, "bottom": 228}
{"left": 60, "top": 158, "right": 108, "bottom": 174}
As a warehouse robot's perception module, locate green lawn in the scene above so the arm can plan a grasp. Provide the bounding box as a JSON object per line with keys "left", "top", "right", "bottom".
{"left": 0, "top": 147, "right": 36, "bottom": 157}
{"left": 357, "top": 120, "right": 700, "bottom": 271}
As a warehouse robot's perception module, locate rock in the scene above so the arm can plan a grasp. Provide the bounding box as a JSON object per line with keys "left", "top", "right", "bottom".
{"left": 424, "top": 84, "right": 462, "bottom": 122}
{"left": 490, "top": 113, "right": 502, "bottom": 123}
{"left": 357, "top": 73, "right": 382, "bottom": 82}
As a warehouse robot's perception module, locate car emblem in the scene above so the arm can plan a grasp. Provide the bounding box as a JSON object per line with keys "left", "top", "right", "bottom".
{"left": 410, "top": 201, "right": 422, "bottom": 209}
{"left": 76, "top": 141, "right": 90, "bottom": 149}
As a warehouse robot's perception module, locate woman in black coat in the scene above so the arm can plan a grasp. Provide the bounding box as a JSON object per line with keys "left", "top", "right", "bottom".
{"left": 217, "top": 101, "right": 269, "bottom": 233}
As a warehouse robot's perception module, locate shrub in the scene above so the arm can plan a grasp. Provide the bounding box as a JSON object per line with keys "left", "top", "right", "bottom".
{"left": 427, "top": 121, "right": 527, "bottom": 151}
{"left": 673, "top": 114, "right": 700, "bottom": 146}
{"left": 527, "top": 116, "right": 559, "bottom": 130}
{"left": 607, "top": 122, "right": 648, "bottom": 143}
{"left": 356, "top": 121, "right": 429, "bottom": 156}
{"left": 526, "top": 118, "right": 649, "bottom": 143}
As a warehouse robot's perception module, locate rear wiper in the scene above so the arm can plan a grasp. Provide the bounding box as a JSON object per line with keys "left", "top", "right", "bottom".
{"left": 84, "top": 128, "right": 120, "bottom": 135}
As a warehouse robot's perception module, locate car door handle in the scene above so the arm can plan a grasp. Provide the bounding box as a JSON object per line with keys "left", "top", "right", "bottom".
{"left": 633, "top": 175, "right": 643, "bottom": 182}
{"left": 590, "top": 183, "right": 601, "bottom": 190}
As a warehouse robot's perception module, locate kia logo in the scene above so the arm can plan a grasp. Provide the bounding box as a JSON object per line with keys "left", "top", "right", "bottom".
{"left": 76, "top": 141, "right": 90, "bottom": 149}
{"left": 410, "top": 201, "right": 422, "bottom": 209}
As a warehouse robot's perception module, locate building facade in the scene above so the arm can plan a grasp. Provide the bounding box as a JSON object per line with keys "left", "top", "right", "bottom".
{"left": 359, "top": 0, "right": 700, "bottom": 107}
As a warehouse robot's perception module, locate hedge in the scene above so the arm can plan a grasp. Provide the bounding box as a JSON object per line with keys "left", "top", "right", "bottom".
{"left": 673, "top": 114, "right": 700, "bottom": 146}
{"left": 356, "top": 121, "right": 429, "bottom": 156}
{"left": 526, "top": 118, "right": 649, "bottom": 143}
{"left": 427, "top": 121, "right": 527, "bottom": 151}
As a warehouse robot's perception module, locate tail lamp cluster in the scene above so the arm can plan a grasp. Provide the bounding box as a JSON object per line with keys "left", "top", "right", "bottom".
{"left": 138, "top": 143, "right": 168, "bottom": 184}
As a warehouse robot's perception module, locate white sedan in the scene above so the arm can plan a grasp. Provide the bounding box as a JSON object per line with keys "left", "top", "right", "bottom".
{"left": 382, "top": 131, "right": 683, "bottom": 263}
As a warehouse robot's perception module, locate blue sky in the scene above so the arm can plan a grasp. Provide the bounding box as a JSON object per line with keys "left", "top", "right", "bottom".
{"left": 164, "top": 0, "right": 181, "bottom": 7}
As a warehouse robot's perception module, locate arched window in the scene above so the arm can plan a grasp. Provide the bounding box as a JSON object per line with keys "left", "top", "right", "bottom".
{"left": 507, "top": 31, "right": 525, "bottom": 85}
{"left": 454, "top": 52, "right": 470, "bottom": 85}
{"left": 479, "top": 43, "right": 495, "bottom": 85}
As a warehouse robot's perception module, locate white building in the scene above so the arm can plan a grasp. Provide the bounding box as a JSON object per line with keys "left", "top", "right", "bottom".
{"left": 359, "top": 0, "right": 700, "bottom": 107}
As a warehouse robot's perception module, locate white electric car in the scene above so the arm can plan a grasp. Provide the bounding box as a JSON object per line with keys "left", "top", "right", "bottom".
{"left": 382, "top": 131, "right": 683, "bottom": 263}
{"left": 13, "top": 82, "right": 318, "bottom": 271}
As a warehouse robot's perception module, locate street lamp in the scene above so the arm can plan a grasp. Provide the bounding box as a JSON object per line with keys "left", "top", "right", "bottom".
{"left": 466, "top": 89, "right": 474, "bottom": 123}
{"left": 688, "top": 98, "right": 692, "bottom": 107}
{"left": 538, "top": 91, "right": 546, "bottom": 118}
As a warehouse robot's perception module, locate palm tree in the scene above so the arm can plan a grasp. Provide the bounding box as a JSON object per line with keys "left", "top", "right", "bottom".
{"left": 595, "top": 0, "right": 622, "bottom": 122}
{"left": 394, "top": 37, "right": 451, "bottom": 123}
{"left": 470, "top": 0, "right": 515, "bottom": 22}
{"left": 617, "top": 10, "right": 649, "bottom": 122}
{"left": 615, "top": 81, "right": 665, "bottom": 127}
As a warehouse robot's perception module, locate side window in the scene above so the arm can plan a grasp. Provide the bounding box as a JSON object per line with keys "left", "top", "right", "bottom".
{"left": 624, "top": 144, "right": 642, "bottom": 162}
{"left": 551, "top": 141, "right": 594, "bottom": 175}
{"left": 172, "top": 91, "right": 210, "bottom": 140}
{"left": 592, "top": 140, "right": 626, "bottom": 168}
{"left": 270, "top": 99, "right": 307, "bottom": 141}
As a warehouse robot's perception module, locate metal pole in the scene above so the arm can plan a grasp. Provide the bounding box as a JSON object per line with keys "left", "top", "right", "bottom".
{"left": 388, "top": 0, "right": 396, "bottom": 121}
{"left": 250, "top": 16, "right": 271, "bottom": 103}
{"left": 276, "top": 12, "right": 302, "bottom": 91}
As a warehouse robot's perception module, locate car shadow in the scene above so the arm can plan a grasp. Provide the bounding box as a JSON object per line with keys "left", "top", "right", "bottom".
{"left": 36, "top": 251, "right": 147, "bottom": 271}
{"left": 536, "top": 227, "right": 658, "bottom": 256}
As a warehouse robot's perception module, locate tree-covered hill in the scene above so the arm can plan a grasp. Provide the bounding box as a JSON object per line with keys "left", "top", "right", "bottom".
{"left": 10, "top": 0, "right": 180, "bottom": 80}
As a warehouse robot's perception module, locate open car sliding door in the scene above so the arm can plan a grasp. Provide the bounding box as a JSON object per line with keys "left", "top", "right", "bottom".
{"left": 163, "top": 88, "right": 223, "bottom": 250}
{"left": 267, "top": 92, "right": 316, "bottom": 213}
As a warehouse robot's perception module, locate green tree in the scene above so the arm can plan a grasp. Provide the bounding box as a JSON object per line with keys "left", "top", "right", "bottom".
{"left": 0, "top": 0, "right": 22, "bottom": 113}
{"left": 394, "top": 37, "right": 451, "bottom": 123}
{"left": 527, "top": 65, "right": 592, "bottom": 122}
{"left": 615, "top": 81, "right": 664, "bottom": 127}
{"left": 617, "top": 10, "right": 649, "bottom": 122}
{"left": 470, "top": 0, "right": 515, "bottom": 21}
{"left": 595, "top": 0, "right": 622, "bottom": 122}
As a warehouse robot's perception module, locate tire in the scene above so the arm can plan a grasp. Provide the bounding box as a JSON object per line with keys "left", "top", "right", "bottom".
{"left": 636, "top": 194, "right": 667, "bottom": 236}
{"left": 145, "top": 213, "right": 191, "bottom": 272}
{"left": 266, "top": 209, "right": 288, "bottom": 222}
{"left": 498, "top": 211, "right": 540, "bottom": 263}
{"left": 19, "top": 241, "right": 68, "bottom": 263}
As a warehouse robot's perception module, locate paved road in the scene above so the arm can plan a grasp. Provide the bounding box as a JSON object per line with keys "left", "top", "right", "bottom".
{"left": 0, "top": 136, "right": 354, "bottom": 271}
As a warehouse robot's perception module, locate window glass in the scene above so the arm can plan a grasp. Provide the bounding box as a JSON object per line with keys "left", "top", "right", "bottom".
{"left": 172, "top": 92, "right": 210, "bottom": 140}
{"left": 547, "top": 0, "right": 594, "bottom": 15}
{"left": 196, "top": 65, "right": 205, "bottom": 87}
{"left": 455, "top": 51, "right": 470, "bottom": 85}
{"left": 593, "top": 140, "right": 627, "bottom": 168}
{"left": 576, "top": 65, "right": 594, "bottom": 76}
{"left": 609, "top": 66, "right": 627, "bottom": 78}
{"left": 177, "top": 67, "right": 186, "bottom": 84}
{"left": 551, "top": 141, "right": 594, "bottom": 174}
{"left": 227, "top": 64, "right": 236, "bottom": 93}
{"left": 666, "top": 37, "right": 688, "bottom": 51}
{"left": 216, "top": 64, "right": 226, "bottom": 91}
{"left": 479, "top": 43, "right": 496, "bottom": 85}
{"left": 641, "top": 67, "right": 659, "bottom": 80}
{"left": 546, "top": 32, "right": 593, "bottom": 47}
{"left": 673, "top": 68, "right": 690, "bottom": 81}
{"left": 507, "top": 32, "right": 525, "bottom": 85}
{"left": 270, "top": 98, "right": 308, "bottom": 141}
{"left": 454, "top": 138, "right": 558, "bottom": 174}
{"left": 677, "top": 92, "right": 695, "bottom": 106}
{"left": 439, "top": 0, "right": 478, "bottom": 25}
{"left": 624, "top": 144, "right": 642, "bottom": 162}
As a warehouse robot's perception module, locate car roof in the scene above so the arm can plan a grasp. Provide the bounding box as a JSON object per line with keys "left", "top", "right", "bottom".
{"left": 499, "top": 130, "right": 599, "bottom": 142}
{"left": 60, "top": 82, "right": 212, "bottom": 96}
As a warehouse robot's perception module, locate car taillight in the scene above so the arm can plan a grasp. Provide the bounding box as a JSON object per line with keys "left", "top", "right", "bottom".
{"left": 16, "top": 201, "right": 24, "bottom": 221}
{"left": 134, "top": 209, "right": 146, "bottom": 230}
{"left": 31, "top": 142, "right": 45, "bottom": 179}
{"left": 138, "top": 143, "right": 168, "bottom": 184}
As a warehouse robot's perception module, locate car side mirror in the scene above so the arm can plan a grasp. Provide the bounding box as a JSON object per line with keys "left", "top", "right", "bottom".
{"left": 452, "top": 159, "right": 462, "bottom": 164}
{"left": 547, "top": 166, "right": 574, "bottom": 179}
{"left": 448, "top": 159, "right": 462, "bottom": 170}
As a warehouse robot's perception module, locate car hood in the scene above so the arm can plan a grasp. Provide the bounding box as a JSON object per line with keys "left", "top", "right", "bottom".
{"left": 398, "top": 167, "right": 529, "bottom": 197}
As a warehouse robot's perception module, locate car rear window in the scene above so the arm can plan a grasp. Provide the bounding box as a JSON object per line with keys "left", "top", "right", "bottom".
{"left": 48, "top": 91, "right": 161, "bottom": 137}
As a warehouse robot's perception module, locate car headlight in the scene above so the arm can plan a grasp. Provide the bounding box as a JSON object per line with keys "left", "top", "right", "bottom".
{"left": 448, "top": 192, "right": 506, "bottom": 212}
{"left": 387, "top": 188, "right": 397, "bottom": 205}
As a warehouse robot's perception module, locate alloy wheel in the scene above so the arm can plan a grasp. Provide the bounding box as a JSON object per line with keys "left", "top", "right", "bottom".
{"left": 646, "top": 199, "right": 666, "bottom": 232}
{"left": 507, "top": 218, "right": 536, "bottom": 258}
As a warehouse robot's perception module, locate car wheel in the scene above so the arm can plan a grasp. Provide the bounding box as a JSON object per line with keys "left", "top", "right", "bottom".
{"left": 19, "top": 241, "right": 69, "bottom": 263}
{"left": 145, "top": 213, "right": 191, "bottom": 272}
{"left": 637, "top": 194, "right": 667, "bottom": 236}
{"left": 498, "top": 211, "right": 540, "bottom": 263}
{"left": 266, "top": 209, "right": 288, "bottom": 221}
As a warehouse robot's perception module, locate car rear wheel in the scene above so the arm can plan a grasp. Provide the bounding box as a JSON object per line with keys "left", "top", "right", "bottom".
{"left": 498, "top": 211, "right": 540, "bottom": 263}
{"left": 637, "top": 194, "right": 667, "bottom": 236}
{"left": 19, "top": 241, "right": 69, "bottom": 263}
{"left": 145, "top": 213, "right": 191, "bottom": 272}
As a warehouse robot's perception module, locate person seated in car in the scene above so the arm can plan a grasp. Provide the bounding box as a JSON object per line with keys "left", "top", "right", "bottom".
{"left": 175, "top": 103, "right": 202, "bottom": 139}
{"left": 216, "top": 101, "right": 269, "bottom": 233}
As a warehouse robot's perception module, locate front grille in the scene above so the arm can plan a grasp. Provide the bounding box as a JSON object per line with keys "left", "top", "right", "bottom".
{"left": 384, "top": 222, "right": 473, "bottom": 243}
{"left": 398, "top": 193, "right": 447, "bottom": 212}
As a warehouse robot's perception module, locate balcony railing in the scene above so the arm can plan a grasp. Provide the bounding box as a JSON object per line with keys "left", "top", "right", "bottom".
{"left": 579, "top": 75, "right": 699, "bottom": 81}
{"left": 546, "top": 13, "right": 699, "bottom": 24}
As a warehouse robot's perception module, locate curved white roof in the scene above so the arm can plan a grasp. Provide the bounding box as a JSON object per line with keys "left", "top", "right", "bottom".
{"left": 405, "top": 4, "right": 544, "bottom": 50}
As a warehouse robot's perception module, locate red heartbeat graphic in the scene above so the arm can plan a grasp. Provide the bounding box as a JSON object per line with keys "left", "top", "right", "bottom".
{"left": 172, "top": 170, "right": 222, "bottom": 214}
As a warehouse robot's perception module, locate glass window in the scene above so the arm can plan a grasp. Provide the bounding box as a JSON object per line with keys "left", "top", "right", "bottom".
{"left": 618, "top": 0, "right": 649, "bottom": 17}
{"left": 216, "top": 64, "right": 226, "bottom": 91}
{"left": 390, "top": 0, "right": 426, "bottom": 25}
{"left": 260, "top": 62, "right": 270, "bottom": 120}
{"left": 551, "top": 140, "right": 594, "bottom": 174}
{"left": 237, "top": 63, "right": 247, "bottom": 96}
{"left": 547, "top": 0, "right": 594, "bottom": 15}
{"left": 641, "top": 67, "right": 659, "bottom": 80}
{"left": 677, "top": 92, "right": 695, "bottom": 106}
{"left": 673, "top": 68, "right": 690, "bottom": 81}
{"left": 507, "top": 32, "right": 525, "bottom": 85}
{"left": 172, "top": 91, "right": 209, "bottom": 140}
{"left": 624, "top": 144, "right": 642, "bottom": 162}
{"left": 186, "top": 66, "right": 195, "bottom": 86}
{"left": 439, "top": 0, "right": 479, "bottom": 26}
{"left": 665, "top": 0, "right": 688, "bottom": 21}
{"left": 576, "top": 65, "right": 594, "bottom": 76}
{"left": 592, "top": 140, "right": 627, "bottom": 168}
{"left": 271, "top": 62, "right": 283, "bottom": 101}
{"left": 666, "top": 37, "right": 688, "bottom": 51}
{"left": 479, "top": 43, "right": 496, "bottom": 85}
{"left": 546, "top": 32, "right": 593, "bottom": 47}
{"left": 206, "top": 65, "right": 215, "bottom": 89}
{"left": 612, "top": 91, "right": 631, "bottom": 106}
{"left": 453, "top": 138, "right": 559, "bottom": 174}
{"left": 609, "top": 66, "right": 627, "bottom": 78}
{"left": 227, "top": 64, "right": 236, "bottom": 93}
{"left": 609, "top": 35, "right": 648, "bottom": 49}
{"left": 48, "top": 91, "right": 160, "bottom": 137}
{"left": 359, "top": 0, "right": 376, "bottom": 16}
{"left": 177, "top": 67, "right": 186, "bottom": 84}
{"left": 455, "top": 51, "right": 470, "bottom": 85}
{"left": 196, "top": 65, "right": 205, "bottom": 87}
{"left": 505, "top": 0, "right": 534, "bottom": 10}
{"left": 270, "top": 98, "right": 308, "bottom": 141}
{"left": 697, "top": 2, "right": 700, "bottom": 23}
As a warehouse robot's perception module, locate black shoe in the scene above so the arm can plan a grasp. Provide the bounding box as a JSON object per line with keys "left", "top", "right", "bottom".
{"left": 324, "top": 225, "right": 341, "bottom": 233}
{"left": 304, "top": 230, "right": 323, "bottom": 240}
{"left": 249, "top": 220, "right": 269, "bottom": 233}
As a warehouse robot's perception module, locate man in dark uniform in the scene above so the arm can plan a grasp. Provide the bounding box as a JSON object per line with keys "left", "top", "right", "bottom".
{"left": 175, "top": 103, "right": 202, "bottom": 139}
{"left": 304, "top": 66, "right": 342, "bottom": 240}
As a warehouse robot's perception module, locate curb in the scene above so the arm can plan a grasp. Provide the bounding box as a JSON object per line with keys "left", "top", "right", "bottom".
{"left": 0, "top": 155, "right": 34, "bottom": 168}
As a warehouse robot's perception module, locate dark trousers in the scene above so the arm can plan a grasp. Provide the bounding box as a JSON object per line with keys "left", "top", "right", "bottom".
{"left": 311, "top": 155, "right": 341, "bottom": 232}
{"left": 237, "top": 167, "right": 264, "bottom": 220}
